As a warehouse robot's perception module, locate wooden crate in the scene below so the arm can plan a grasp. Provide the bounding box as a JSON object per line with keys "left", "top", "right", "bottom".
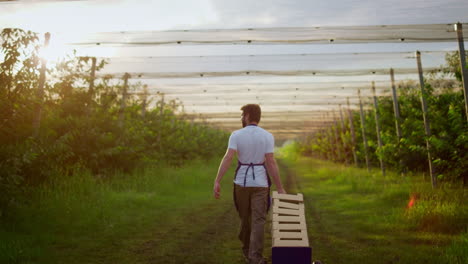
{"left": 271, "top": 191, "right": 312, "bottom": 264}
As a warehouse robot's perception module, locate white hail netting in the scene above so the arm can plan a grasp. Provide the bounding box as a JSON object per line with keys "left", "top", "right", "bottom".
{"left": 97, "top": 51, "right": 444, "bottom": 77}
{"left": 65, "top": 24, "right": 468, "bottom": 46}
{"left": 91, "top": 50, "right": 453, "bottom": 138}
{"left": 4, "top": 23, "right": 464, "bottom": 138}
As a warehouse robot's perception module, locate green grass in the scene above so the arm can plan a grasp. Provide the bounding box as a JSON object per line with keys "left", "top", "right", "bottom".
{"left": 3, "top": 151, "right": 466, "bottom": 264}
{"left": 277, "top": 154, "right": 468, "bottom": 264}
{"left": 0, "top": 158, "right": 248, "bottom": 264}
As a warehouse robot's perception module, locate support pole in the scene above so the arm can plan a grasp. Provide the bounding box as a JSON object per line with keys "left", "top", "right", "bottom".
{"left": 339, "top": 105, "right": 345, "bottom": 128}
{"left": 86, "top": 57, "right": 97, "bottom": 115}
{"left": 321, "top": 112, "right": 330, "bottom": 160}
{"left": 322, "top": 112, "right": 328, "bottom": 160}
{"left": 190, "top": 114, "right": 194, "bottom": 131}
{"left": 339, "top": 104, "right": 349, "bottom": 165}
{"left": 119, "top": 73, "right": 130, "bottom": 128}
{"left": 358, "top": 89, "right": 370, "bottom": 172}
{"left": 332, "top": 110, "right": 341, "bottom": 162}
{"left": 32, "top": 32, "right": 51, "bottom": 138}
{"left": 372, "top": 81, "right": 386, "bottom": 176}
{"left": 416, "top": 51, "right": 436, "bottom": 188}
{"left": 390, "top": 68, "right": 405, "bottom": 173}
{"left": 160, "top": 93, "right": 165, "bottom": 117}
{"left": 89, "top": 57, "right": 96, "bottom": 99}
{"left": 141, "top": 84, "right": 148, "bottom": 118}
{"left": 454, "top": 22, "right": 468, "bottom": 123}
{"left": 320, "top": 127, "right": 327, "bottom": 160}
{"left": 159, "top": 93, "right": 165, "bottom": 152}
{"left": 347, "top": 97, "right": 359, "bottom": 166}
{"left": 171, "top": 100, "right": 176, "bottom": 128}
{"left": 326, "top": 111, "right": 334, "bottom": 161}
{"left": 390, "top": 68, "right": 402, "bottom": 139}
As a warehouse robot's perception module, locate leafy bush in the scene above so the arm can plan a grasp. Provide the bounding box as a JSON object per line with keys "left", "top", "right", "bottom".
{"left": 296, "top": 51, "right": 468, "bottom": 185}
{"left": 0, "top": 28, "right": 229, "bottom": 215}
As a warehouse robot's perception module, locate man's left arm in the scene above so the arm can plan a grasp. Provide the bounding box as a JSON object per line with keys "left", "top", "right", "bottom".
{"left": 213, "top": 148, "right": 236, "bottom": 199}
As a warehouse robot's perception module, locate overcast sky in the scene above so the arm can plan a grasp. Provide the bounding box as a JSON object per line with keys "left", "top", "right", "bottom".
{"left": 0, "top": 0, "right": 467, "bottom": 33}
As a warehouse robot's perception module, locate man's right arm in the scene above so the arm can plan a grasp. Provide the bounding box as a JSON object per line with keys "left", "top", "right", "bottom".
{"left": 265, "top": 153, "right": 286, "bottom": 193}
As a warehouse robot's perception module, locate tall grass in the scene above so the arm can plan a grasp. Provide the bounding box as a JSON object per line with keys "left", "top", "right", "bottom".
{"left": 0, "top": 158, "right": 233, "bottom": 264}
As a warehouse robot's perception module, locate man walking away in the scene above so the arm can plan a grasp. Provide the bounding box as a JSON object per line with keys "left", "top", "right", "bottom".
{"left": 213, "top": 104, "right": 286, "bottom": 264}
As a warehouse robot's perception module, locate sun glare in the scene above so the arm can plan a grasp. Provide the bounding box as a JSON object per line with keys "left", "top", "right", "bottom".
{"left": 37, "top": 31, "right": 118, "bottom": 63}
{"left": 38, "top": 33, "right": 74, "bottom": 62}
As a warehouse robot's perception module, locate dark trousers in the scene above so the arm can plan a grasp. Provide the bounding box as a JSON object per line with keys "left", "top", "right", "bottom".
{"left": 234, "top": 184, "right": 269, "bottom": 263}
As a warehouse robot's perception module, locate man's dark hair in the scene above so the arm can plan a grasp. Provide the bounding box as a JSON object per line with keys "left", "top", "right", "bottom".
{"left": 241, "top": 104, "right": 261, "bottom": 123}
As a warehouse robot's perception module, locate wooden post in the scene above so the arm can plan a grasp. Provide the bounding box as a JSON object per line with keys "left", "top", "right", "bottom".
{"left": 320, "top": 127, "right": 327, "bottom": 160}
{"left": 454, "top": 22, "right": 468, "bottom": 123}
{"left": 339, "top": 104, "right": 345, "bottom": 128}
{"left": 339, "top": 104, "right": 349, "bottom": 164}
{"left": 159, "top": 93, "right": 165, "bottom": 152}
{"left": 190, "top": 113, "right": 194, "bottom": 131}
{"left": 332, "top": 110, "right": 341, "bottom": 162}
{"left": 119, "top": 73, "right": 130, "bottom": 128}
{"left": 347, "top": 97, "right": 359, "bottom": 166}
{"left": 89, "top": 57, "right": 96, "bottom": 99}
{"left": 390, "top": 68, "right": 402, "bottom": 139}
{"left": 141, "top": 84, "right": 148, "bottom": 118}
{"left": 86, "top": 57, "right": 97, "bottom": 116}
{"left": 160, "top": 93, "right": 165, "bottom": 117}
{"left": 416, "top": 51, "right": 436, "bottom": 188}
{"left": 326, "top": 112, "right": 333, "bottom": 161}
{"left": 319, "top": 112, "right": 328, "bottom": 160}
{"left": 321, "top": 112, "right": 327, "bottom": 160}
{"left": 390, "top": 68, "right": 405, "bottom": 174}
{"left": 358, "top": 89, "right": 370, "bottom": 172}
{"left": 32, "top": 32, "right": 51, "bottom": 138}
{"left": 171, "top": 100, "right": 176, "bottom": 128}
{"left": 372, "top": 81, "right": 386, "bottom": 176}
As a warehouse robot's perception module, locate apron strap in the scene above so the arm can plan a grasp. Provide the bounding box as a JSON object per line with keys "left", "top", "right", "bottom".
{"left": 233, "top": 161, "right": 273, "bottom": 213}
{"left": 236, "top": 161, "right": 265, "bottom": 187}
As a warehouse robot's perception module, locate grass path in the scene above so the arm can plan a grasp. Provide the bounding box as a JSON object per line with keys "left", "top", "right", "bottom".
{"left": 131, "top": 181, "right": 276, "bottom": 264}
{"left": 277, "top": 160, "right": 339, "bottom": 260}
{"left": 133, "top": 198, "right": 242, "bottom": 264}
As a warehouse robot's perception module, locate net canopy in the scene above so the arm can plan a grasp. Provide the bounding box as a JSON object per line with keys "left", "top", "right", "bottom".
{"left": 62, "top": 24, "right": 468, "bottom": 46}
{"left": 6, "top": 23, "right": 465, "bottom": 140}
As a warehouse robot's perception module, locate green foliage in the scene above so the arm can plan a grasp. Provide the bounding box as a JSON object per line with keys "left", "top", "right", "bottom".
{"left": 295, "top": 51, "right": 468, "bottom": 184}
{"left": 0, "top": 28, "right": 229, "bottom": 215}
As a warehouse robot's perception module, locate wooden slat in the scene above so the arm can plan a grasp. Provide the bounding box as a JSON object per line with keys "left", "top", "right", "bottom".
{"left": 272, "top": 191, "right": 304, "bottom": 202}
{"left": 274, "top": 230, "right": 308, "bottom": 239}
{"left": 273, "top": 214, "right": 303, "bottom": 223}
{"left": 272, "top": 222, "right": 306, "bottom": 230}
{"left": 274, "top": 207, "right": 303, "bottom": 216}
{"left": 273, "top": 238, "right": 309, "bottom": 247}
{"left": 275, "top": 200, "right": 300, "bottom": 210}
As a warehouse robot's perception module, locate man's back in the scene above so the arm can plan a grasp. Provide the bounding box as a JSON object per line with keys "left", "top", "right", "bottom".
{"left": 229, "top": 125, "right": 274, "bottom": 187}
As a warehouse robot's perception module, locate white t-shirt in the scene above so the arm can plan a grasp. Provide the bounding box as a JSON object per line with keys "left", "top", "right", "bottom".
{"left": 228, "top": 125, "right": 274, "bottom": 187}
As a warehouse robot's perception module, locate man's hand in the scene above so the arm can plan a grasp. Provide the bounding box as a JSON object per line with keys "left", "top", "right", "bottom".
{"left": 213, "top": 181, "right": 221, "bottom": 199}
{"left": 213, "top": 148, "right": 235, "bottom": 199}
{"left": 277, "top": 187, "right": 286, "bottom": 194}
{"left": 265, "top": 153, "right": 286, "bottom": 194}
